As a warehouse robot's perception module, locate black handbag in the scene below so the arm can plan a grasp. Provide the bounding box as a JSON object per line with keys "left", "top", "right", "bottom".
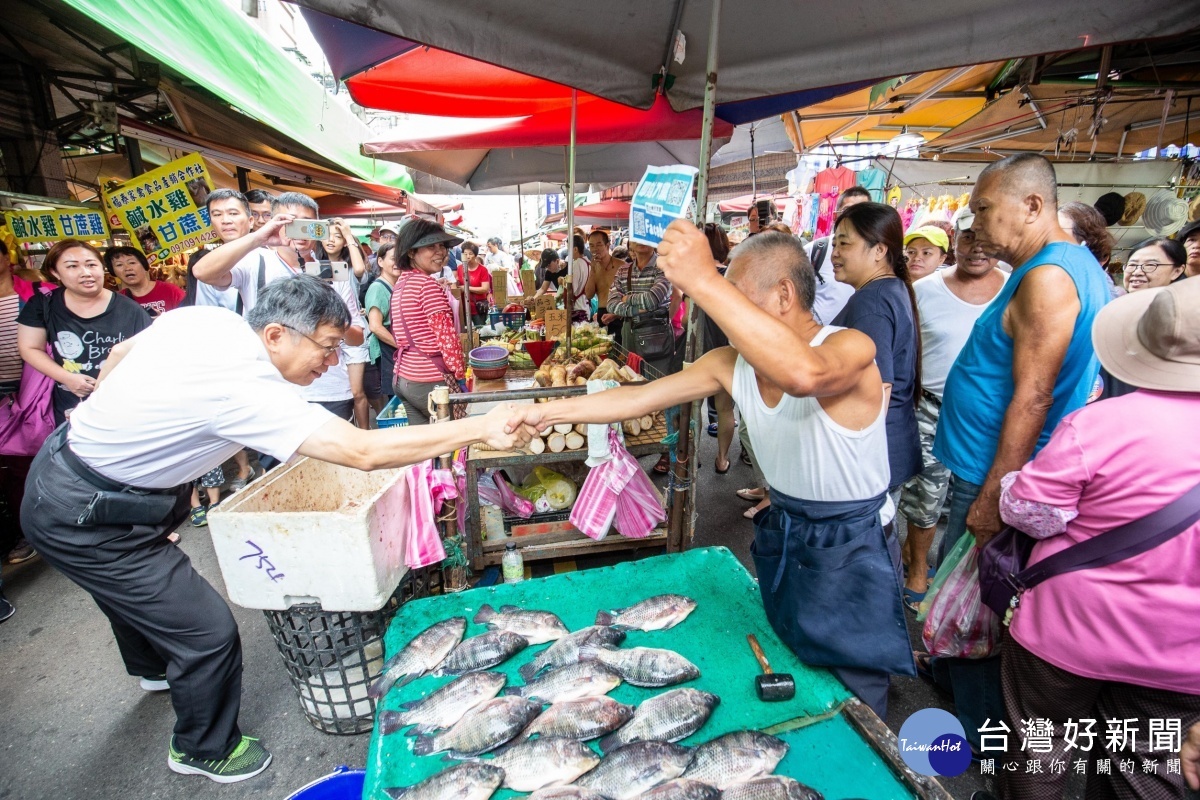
{"left": 625, "top": 267, "right": 674, "bottom": 362}
{"left": 979, "top": 479, "right": 1200, "bottom": 622}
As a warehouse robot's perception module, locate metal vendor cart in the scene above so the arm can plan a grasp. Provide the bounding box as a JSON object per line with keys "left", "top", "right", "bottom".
{"left": 434, "top": 342, "right": 690, "bottom": 571}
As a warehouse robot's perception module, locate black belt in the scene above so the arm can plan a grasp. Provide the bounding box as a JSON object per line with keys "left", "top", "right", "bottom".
{"left": 51, "top": 426, "right": 160, "bottom": 495}
{"left": 921, "top": 389, "right": 943, "bottom": 408}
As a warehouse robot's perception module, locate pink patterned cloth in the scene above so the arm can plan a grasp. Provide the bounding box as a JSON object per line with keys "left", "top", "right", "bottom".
{"left": 571, "top": 431, "right": 666, "bottom": 540}
{"left": 998, "top": 471, "right": 1076, "bottom": 538}
{"left": 404, "top": 460, "right": 456, "bottom": 568}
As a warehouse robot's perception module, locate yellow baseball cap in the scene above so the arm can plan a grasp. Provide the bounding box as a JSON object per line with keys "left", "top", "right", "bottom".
{"left": 904, "top": 225, "right": 949, "bottom": 251}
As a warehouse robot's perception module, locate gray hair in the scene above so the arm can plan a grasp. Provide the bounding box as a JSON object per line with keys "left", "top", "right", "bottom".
{"left": 271, "top": 191, "right": 320, "bottom": 216}
{"left": 730, "top": 231, "right": 816, "bottom": 313}
{"left": 978, "top": 153, "right": 1058, "bottom": 208}
{"left": 245, "top": 274, "right": 350, "bottom": 334}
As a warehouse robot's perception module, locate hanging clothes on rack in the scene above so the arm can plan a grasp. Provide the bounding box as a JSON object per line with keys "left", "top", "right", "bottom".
{"left": 886, "top": 186, "right": 903, "bottom": 207}
{"left": 815, "top": 188, "right": 842, "bottom": 238}
{"left": 856, "top": 168, "right": 887, "bottom": 202}
{"left": 813, "top": 165, "right": 856, "bottom": 195}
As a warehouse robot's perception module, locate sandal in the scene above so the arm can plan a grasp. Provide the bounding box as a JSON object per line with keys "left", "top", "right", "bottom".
{"left": 903, "top": 587, "right": 926, "bottom": 614}
{"left": 736, "top": 488, "right": 765, "bottom": 502}
{"left": 653, "top": 454, "right": 671, "bottom": 474}
{"left": 715, "top": 456, "right": 730, "bottom": 475}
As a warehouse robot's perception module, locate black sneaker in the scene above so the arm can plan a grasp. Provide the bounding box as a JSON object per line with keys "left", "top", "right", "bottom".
{"left": 5, "top": 539, "right": 36, "bottom": 564}
{"left": 168, "top": 735, "right": 271, "bottom": 783}
{"left": 0, "top": 593, "right": 13, "bottom": 623}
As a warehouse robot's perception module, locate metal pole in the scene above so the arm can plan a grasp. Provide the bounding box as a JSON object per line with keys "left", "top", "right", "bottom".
{"left": 750, "top": 124, "right": 757, "bottom": 200}
{"left": 565, "top": 89, "right": 577, "bottom": 363}
{"left": 517, "top": 183, "right": 524, "bottom": 277}
{"left": 675, "top": 0, "right": 721, "bottom": 553}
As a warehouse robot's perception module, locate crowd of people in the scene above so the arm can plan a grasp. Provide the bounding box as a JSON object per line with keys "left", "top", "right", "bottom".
{"left": 1, "top": 153, "right": 1199, "bottom": 795}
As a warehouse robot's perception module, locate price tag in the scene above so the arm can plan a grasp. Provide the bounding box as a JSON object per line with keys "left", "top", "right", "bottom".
{"left": 530, "top": 295, "right": 556, "bottom": 321}
{"left": 520, "top": 271, "right": 537, "bottom": 296}
{"left": 545, "top": 309, "right": 569, "bottom": 339}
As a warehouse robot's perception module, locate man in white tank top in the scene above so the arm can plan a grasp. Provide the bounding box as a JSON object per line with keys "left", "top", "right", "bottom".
{"left": 533, "top": 220, "right": 914, "bottom": 717}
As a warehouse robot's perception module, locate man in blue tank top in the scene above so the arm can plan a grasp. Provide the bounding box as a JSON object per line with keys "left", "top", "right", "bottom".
{"left": 928, "top": 153, "right": 1108, "bottom": 751}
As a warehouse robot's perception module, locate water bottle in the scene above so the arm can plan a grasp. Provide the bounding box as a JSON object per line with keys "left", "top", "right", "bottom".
{"left": 501, "top": 542, "right": 524, "bottom": 584}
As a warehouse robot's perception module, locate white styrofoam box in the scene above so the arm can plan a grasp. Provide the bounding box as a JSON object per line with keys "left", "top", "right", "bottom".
{"left": 208, "top": 457, "right": 412, "bottom": 611}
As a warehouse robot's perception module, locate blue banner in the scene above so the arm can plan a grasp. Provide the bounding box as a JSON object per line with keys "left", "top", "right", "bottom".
{"left": 629, "top": 165, "right": 698, "bottom": 246}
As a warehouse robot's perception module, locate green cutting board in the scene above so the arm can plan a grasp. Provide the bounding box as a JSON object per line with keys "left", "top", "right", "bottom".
{"left": 363, "top": 547, "right": 909, "bottom": 800}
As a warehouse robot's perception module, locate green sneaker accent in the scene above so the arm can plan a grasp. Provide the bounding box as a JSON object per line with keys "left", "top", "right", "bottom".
{"left": 189, "top": 506, "right": 208, "bottom": 527}
{"left": 168, "top": 735, "right": 271, "bottom": 783}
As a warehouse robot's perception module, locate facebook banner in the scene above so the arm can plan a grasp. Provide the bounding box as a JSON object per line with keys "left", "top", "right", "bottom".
{"left": 629, "top": 165, "right": 698, "bottom": 246}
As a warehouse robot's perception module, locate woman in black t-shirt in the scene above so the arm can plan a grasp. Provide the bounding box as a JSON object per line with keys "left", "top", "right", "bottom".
{"left": 17, "top": 240, "right": 151, "bottom": 424}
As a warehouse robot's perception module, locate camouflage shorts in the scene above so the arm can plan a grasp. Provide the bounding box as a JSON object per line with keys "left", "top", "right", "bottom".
{"left": 898, "top": 394, "right": 950, "bottom": 527}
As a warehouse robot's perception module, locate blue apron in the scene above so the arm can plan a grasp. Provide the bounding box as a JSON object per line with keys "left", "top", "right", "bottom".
{"left": 751, "top": 488, "right": 915, "bottom": 676}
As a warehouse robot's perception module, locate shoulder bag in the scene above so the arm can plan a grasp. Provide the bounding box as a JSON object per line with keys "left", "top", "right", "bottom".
{"left": 979, "top": 479, "right": 1200, "bottom": 621}
{"left": 624, "top": 265, "right": 674, "bottom": 362}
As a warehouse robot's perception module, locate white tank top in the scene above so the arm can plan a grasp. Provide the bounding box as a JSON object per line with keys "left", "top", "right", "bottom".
{"left": 732, "top": 325, "right": 894, "bottom": 522}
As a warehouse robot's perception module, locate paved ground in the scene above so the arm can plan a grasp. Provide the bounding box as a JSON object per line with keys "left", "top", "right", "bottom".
{"left": 0, "top": 428, "right": 1018, "bottom": 799}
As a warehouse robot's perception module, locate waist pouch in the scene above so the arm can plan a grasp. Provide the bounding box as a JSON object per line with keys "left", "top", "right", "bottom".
{"left": 78, "top": 490, "right": 179, "bottom": 527}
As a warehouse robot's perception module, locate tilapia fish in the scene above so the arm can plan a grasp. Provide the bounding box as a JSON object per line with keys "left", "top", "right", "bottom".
{"left": 680, "top": 731, "right": 788, "bottom": 789}
{"left": 519, "top": 625, "right": 627, "bottom": 681}
{"left": 434, "top": 630, "right": 529, "bottom": 676}
{"left": 721, "top": 776, "right": 825, "bottom": 800}
{"left": 474, "top": 604, "right": 570, "bottom": 645}
{"left": 636, "top": 779, "right": 720, "bottom": 800}
{"left": 527, "top": 787, "right": 612, "bottom": 800}
{"left": 579, "top": 644, "right": 699, "bottom": 687}
{"left": 382, "top": 763, "right": 504, "bottom": 800}
{"left": 595, "top": 594, "right": 696, "bottom": 631}
{"left": 575, "top": 741, "right": 695, "bottom": 800}
{"left": 520, "top": 696, "right": 634, "bottom": 742}
{"left": 505, "top": 661, "right": 622, "bottom": 703}
{"left": 477, "top": 736, "right": 600, "bottom": 791}
{"left": 370, "top": 617, "right": 468, "bottom": 699}
{"left": 599, "top": 688, "right": 719, "bottom": 752}
{"left": 412, "top": 696, "right": 542, "bottom": 757}
{"left": 378, "top": 672, "right": 507, "bottom": 736}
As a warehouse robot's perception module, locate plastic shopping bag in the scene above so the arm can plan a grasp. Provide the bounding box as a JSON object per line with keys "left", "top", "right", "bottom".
{"left": 921, "top": 537, "right": 1001, "bottom": 659}
{"left": 917, "top": 532, "right": 972, "bottom": 623}
{"left": 518, "top": 466, "right": 578, "bottom": 514}
{"left": 404, "top": 461, "right": 447, "bottom": 569}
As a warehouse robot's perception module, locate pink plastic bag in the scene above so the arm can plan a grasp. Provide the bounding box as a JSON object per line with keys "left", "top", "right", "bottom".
{"left": 0, "top": 350, "right": 56, "bottom": 457}
{"left": 571, "top": 431, "right": 666, "bottom": 540}
{"left": 404, "top": 461, "right": 449, "bottom": 569}
{"left": 921, "top": 540, "right": 1001, "bottom": 659}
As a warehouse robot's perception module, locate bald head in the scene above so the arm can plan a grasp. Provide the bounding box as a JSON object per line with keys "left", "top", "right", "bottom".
{"left": 977, "top": 153, "right": 1058, "bottom": 209}
{"left": 726, "top": 231, "right": 816, "bottom": 313}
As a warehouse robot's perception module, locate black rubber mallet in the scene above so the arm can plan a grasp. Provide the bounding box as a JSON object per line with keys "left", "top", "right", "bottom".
{"left": 747, "top": 634, "right": 795, "bottom": 701}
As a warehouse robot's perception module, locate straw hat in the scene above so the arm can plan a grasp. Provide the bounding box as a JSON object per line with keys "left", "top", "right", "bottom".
{"left": 1119, "top": 192, "right": 1147, "bottom": 227}
{"left": 1093, "top": 278, "right": 1200, "bottom": 393}
{"left": 1140, "top": 190, "right": 1189, "bottom": 237}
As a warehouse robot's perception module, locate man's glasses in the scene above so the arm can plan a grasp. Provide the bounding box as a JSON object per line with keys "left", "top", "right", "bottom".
{"left": 281, "top": 324, "right": 343, "bottom": 357}
{"left": 1123, "top": 261, "right": 1169, "bottom": 274}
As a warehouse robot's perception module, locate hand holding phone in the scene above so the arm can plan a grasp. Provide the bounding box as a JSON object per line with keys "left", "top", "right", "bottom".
{"left": 284, "top": 219, "right": 331, "bottom": 241}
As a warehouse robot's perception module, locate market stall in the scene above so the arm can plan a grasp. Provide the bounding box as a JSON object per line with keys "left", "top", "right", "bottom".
{"left": 360, "top": 547, "right": 952, "bottom": 800}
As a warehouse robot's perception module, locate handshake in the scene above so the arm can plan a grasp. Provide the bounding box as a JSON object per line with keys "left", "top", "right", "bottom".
{"left": 477, "top": 402, "right": 554, "bottom": 452}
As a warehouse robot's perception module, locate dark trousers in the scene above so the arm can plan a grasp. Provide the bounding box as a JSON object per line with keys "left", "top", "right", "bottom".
{"left": 316, "top": 398, "right": 354, "bottom": 421}
{"left": 20, "top": 438, "right": 244, "bottom": 760}
{"left": 999, "top": 638, "right": 1200, "bottom": 800}
{"left": 395, "top": 377, "right": 441, "bottom": 425}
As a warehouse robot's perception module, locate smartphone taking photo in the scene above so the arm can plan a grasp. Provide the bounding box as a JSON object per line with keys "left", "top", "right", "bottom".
{"left": 284, "top": 219, "right": 331, "bottom": 241}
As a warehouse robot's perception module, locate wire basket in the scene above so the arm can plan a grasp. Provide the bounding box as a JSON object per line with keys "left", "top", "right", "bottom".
{"left": 262, "top": 568, "right": 429, "bottom": 735}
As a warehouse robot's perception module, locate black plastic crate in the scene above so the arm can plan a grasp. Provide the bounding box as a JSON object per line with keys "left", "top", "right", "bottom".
{"left": 262, "top": 568, "right": 429, "bottom": 734}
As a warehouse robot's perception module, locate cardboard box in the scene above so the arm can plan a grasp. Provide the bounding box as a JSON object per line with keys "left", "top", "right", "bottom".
{"left": 520, "top": 270, "right": 537, "bottom": 296}
{"left": 490, "top": 270, "right": 508, "bottom": 307}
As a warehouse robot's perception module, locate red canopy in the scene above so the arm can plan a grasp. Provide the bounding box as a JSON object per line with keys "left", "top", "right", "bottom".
{"left": 717, "top": 192, "right": 791, "bottom": 214}
{"left": 573, "top": 200, "right": 631, "bottom": 223}
{"left": 364, "top": 95, "right": 732, "bottom": 154}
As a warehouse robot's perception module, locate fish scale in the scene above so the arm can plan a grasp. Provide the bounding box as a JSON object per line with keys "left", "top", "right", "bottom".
{"left": 599, "top": 688, "right": 719, "bottom": 752}
{"left": 574, "top": 741, "right": 695, "bottom": 800}
{"left": 473, "top": 604, "right": 570, "bottom": 644}
{"left": 579, "top": 644, "right": 699, "bottom": 687}
{"left": 377, "top": 672, "right": 507, "bottom": 736}
{"left": 505, "top": 661, "right": 622, "bottom": 703}
{"left": 594, "top": 594, "right": 696, "bottom": 631}
{"left": 680, "top": 731, "right": 789, "bottom": 790}
{"left": 636, "top": 778, "right": 720, "bottom": 800}
{"left": 412, "top": 696, "right": 542, "bottom": 758}
{"left": 369, "top": 617, "right": 467, "bottom": 699}
{"left": 518, "top": 625, "right": 626, "bottom": 681}
{"left": 382, "top": 763, "right": 504, "bottom": 800}
{"left": 720, "top": 776, "right": 826, "bottom": 800}
{"left": 474, "top": 736, "right": 600, "bottom": 792}
{"left": 435, "top": 630, "right": 529, "bottom": 676}
{"left": 520, "top": 696, "right": 634, "bottom": 741}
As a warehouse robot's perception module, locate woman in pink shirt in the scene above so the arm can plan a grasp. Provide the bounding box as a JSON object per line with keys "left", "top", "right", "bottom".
{"left": 994, "top": 277, "right": 1200, "bottom": 800}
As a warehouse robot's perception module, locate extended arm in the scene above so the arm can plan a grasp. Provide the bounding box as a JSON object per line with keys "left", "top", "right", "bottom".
{"left": 968, "top": 264, "right": 1080, "bottom": 542}
{"left": 334, "top": 220, "right": 366, "bottom": 279}
{"left": 298, "top": 403, "right": 534, "bottom": 470}
{"left": 192, "top": 214, "right": 293, "bottom": 289}
{"left": 532, "top": 348, "right": 734, "bottom": 428}
{"left": 657, "top": 220, "right": 876, "bottom": 397}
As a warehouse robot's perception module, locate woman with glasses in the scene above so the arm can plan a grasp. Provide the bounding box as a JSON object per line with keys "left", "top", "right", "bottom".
{"left": 1095, "top": 237, "right": 1187, "bottom": 402}
{"left": 390, "top": 220, "right": 466, "bottom": 423}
